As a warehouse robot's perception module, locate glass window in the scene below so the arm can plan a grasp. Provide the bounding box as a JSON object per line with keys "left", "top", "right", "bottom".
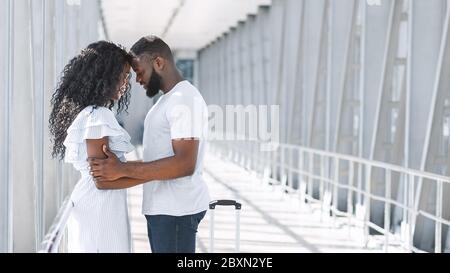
{"left": 176, "top": 59, "right": 194, "bottom": 84}
{"left": 0, "top": 0, "right": 12, "bottom": 253}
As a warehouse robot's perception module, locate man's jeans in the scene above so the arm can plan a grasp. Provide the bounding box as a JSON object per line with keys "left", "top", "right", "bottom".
{"left": 145, "top": 211, "right": 207, "bottom": 253}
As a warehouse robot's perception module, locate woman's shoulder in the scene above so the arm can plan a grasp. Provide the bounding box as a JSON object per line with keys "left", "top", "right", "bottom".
{"left": 81, "top": 105, "right": 114, "bottom": 116}
{"left": 69, "top": 105, "right": 119, "bottom": 130}
{"left": 82, "top": 105, "right": 116, "bottom": 121}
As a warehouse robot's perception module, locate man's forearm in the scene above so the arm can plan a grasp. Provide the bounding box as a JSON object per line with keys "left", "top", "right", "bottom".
{"left": 119, "top": 155, "right": 195, "bottom": 181}
{"left": 95, "top": 177, "right": 149, "bottom": 190}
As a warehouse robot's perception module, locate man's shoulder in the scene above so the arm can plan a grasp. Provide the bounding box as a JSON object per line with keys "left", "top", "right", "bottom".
{"left": 169, "top": 82, "right": 206, "bottom": 104}
{"left": 173, "top": 81, "right": 198, "bottom": 95}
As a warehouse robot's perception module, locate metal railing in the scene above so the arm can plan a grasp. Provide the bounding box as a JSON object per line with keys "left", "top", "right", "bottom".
{"left": 210, "top": 139, "right": 450, "bottom": 253}
{"left": 39, "top": 196, "right": 73, "bottom": 253}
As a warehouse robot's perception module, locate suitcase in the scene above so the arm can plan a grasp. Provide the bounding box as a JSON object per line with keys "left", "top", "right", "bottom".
{"left": 208, "top": 199, "right": 242, "bottom": 253}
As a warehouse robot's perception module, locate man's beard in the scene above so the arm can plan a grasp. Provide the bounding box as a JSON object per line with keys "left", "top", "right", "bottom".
{"left": 146, "top": 71, "right": 163, "bottom": 98}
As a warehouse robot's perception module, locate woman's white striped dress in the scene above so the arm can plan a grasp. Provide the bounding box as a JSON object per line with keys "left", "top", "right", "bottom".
{"left": 63, "top": 105, "right": 134, "bottom": 253}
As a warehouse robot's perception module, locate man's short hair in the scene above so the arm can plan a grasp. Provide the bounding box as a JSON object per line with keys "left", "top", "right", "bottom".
{"left": 130, "top": 35, "right": 173, "bottom": 61}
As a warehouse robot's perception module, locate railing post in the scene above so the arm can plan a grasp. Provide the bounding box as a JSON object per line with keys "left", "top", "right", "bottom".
{"left": 240, "top": 141, "right": 243, "bottom": 164}
{"left": 253, "top": 142, "right": 257, "bottom": 177}
{"left": 280, "top": 145, "right": 286, "bottom": 191}
{"left": 246, "top": 140, "right": 251, "bottom": 170}
{"left": 226, "top": 139, "right": 230, "bottom": 160}
{"left": 288, "top": 147, "right": 293, "bottom": 190}
{"left": 248, "top": 141, "right": 252, "bottom": 171}
{"left": 272, "top": 146, "right": 278, "bottom": 186}
{"left": 267, "top": 143, "right": 274, "bottom": 185}
{"left": 263, "top": 149, "right": 270, "bottom": 186}
{"left": 236, "top": 141, "right": 241, "bottom": 165}
{"left": 225, "top": 140, "right": 229, "bottom": 159}
{"left": 237, "top": 140, "right": 241, "bottom": 165}
{"left": 308, "top": 152, "right": 314, "bottom": 200}
{"left": 357, "top": 162, "right": 363, "bottom": 212}
{"left": 229, "top": 140, "right": 234, "bottom": 161}
{"left": 298, "top": 148, "right": 306, "bottom": 206}
{"left": 364, "top": 164, "right": 372, "bottom": 247}
{"left": 257, "top": 142, "right": 262, "bottom": 175}
{"left": 435, "top": 179, "right": 443, "bottom": 253}
{"left": 320, "top": 154, "right": 326, "bottom": 219}
{"left": 231, "top": 141, "right": 234, "bottom": 162}
{"left": 402, "top": 173, "right": 408, "bottom": 246}
{"left": 251, "top": 142, "right": 256, "bottom": 173}
{"left": 333, "top": 157, "right": 339, "bottom": 222}
{"left": 347, "top": 161, "right": 354, "bottom": 233}
{"left": 224, "top": 141, "right": 227, "bottom": 157}
{"left": 245, "top": 141, "right": 250, "bottom": 170}
{"left": 408, "top": 174, "right": 415, "bottom": 252}
{"left": 384, "top": 169, "right": 391, "bottom": 252}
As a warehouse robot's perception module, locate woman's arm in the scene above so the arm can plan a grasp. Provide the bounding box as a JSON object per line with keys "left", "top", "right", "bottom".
{"left": 86, "top": 138, "right": 147, "bottom": 189}
{"left": 86, "top": 137, "right": 109, "bottom": 159}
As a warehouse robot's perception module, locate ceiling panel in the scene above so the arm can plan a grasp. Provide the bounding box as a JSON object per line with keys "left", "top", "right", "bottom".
{"left": 101, "top": 0, "right": 271, "bottom": 50}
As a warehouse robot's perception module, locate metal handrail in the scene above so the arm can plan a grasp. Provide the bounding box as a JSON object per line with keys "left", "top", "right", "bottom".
{"left": 210, "top": 139, "right": 450, "bottom": 253}
{"left": 38, "top": 196, "right": 73, "bottom": 253}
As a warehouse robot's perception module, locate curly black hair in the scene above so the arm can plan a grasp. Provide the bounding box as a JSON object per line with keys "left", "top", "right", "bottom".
{"left": 49, "top": 41, "right": 133, "bottom": 160}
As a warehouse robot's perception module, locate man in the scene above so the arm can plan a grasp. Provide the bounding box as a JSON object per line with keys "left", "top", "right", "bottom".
{"left": 88, "top": 35, "right": 211, "bottom": 253}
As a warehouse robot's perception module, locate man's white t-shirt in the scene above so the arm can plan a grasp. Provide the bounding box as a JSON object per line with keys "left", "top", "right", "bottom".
{"left": 142, "top": 80, "right": 210, "bottom": 216}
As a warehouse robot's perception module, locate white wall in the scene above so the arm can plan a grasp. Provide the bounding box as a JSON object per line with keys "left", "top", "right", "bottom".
{"left": 0, "top": 0, "right": 104, "bottom": 253}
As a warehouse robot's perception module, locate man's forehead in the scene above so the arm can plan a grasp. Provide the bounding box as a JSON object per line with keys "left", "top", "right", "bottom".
{"left": 132, "top": 54, "right": 152, "bottom": 68}
{"left": 131, "top": 56, "right": 142, "bottom": 65}
{"left": 130, "top": 58, "right": 142, "bottom": 70}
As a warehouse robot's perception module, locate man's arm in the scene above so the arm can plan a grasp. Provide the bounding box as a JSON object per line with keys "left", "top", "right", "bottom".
{"left": 121, "top": 139, "right": 199, "bottom": 180}
{"left": 89, "top": 139, "right": 199, "bottom": 183}
{"left": 95, "top": 177, "right": 148, "bottom": 190}
{"left": 127, "top": 160, "right": 143, "bottom": 163}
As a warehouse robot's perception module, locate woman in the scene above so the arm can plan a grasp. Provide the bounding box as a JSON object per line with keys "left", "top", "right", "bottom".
{"left": 49, "top": 41, "right": 135, "bottom": 252}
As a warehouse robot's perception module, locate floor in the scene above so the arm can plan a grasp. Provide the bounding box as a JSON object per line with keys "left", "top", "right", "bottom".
{"left": 127, "top": 151, "right": 405, "bottom": 253}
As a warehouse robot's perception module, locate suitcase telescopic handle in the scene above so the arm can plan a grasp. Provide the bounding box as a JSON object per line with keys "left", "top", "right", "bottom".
{"left": 209, "top": 200, "right": 242, "bottom": 210}
{"left": 209, "top": 199, "right": 241, "bottom": 253}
